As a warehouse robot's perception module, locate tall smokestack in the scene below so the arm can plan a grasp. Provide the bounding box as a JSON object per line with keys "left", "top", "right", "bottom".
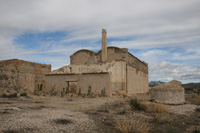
{"left": 102, "top": 29, "right": 107, "bottom": 62}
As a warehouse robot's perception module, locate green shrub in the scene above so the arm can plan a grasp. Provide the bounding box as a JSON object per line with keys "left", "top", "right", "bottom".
{"left": 130, "top": 99, "right": 145, "bottom": 110}
{"left": 1, "top": 93, "right": 17, "bottom": 98}
{"left": 192, "top": 127, "right": 200, "bottom": 133}
{"left": 61, "top": 88, "right": 65, "bottom": 97}
{"left": 87, "top": 85, "right": 91, "bottom": 96}
{"left": 78, "top": 87, "right": 81, "bottom": 96}
{"left": 50, "top": 85, "right": 57, "bottom": 96}
{"left": 65, "top": 86, "right": 69, "bottom": 94}
{"left": 101, "top": 88, "right": 106, "bottom": 97}
{"left": 20, "top": 92, "right": 27, "bottom": 97}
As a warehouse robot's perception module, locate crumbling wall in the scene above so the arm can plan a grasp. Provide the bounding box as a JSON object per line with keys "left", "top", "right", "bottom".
{"left": 70, "top": 50, "right": 98, "bottom": 65}
{"left": 45, "top": 73, "right": 111, "bottom": 96}
{"left": 127, "top": 65, "right": 149, "bottom": 95}
{"left": 0, "top": 59, "right": 51, "bottom": 96}
{"left": 45, "top": 74, "right": 80, "bottom": 96}
{"left": 127, "top": 53, "right": 148, "bottom": 73}
{"left": 106, "top": 47, "right": 128, "bottom": 62}
{"left": 108, "top": 60, "right": 126, "bottom": 94}
{"left": 151, "top": 89, "right": 185, "bottom": 104}
{"left": 78, "top": 73, "right": 111, "bottom": 96}
{"left": 51, "top": 60, "right": 126, "bottom": 95}
{"left": 150, "top": 80, "right": 185, "bottom": 104}
{"left": 70, "top": 47, "right": 128, "bottom": 65}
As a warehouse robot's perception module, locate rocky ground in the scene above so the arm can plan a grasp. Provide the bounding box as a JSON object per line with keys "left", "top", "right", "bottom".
{"left": 0, "top": 93, "right": 200, "bottom": 133}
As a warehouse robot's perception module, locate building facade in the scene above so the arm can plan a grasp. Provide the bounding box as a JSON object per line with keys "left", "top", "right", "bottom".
{"left": 45, "top": 29, "right": 149, "bottom": 96}
{"left": 0, "top": 59, "right": 51, "bottom": 95}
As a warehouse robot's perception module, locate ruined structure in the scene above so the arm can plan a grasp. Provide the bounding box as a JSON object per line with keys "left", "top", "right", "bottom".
{"left": 0, "top": 59, "right": 51, "bottom": 96}
{"left": 45, "top": 29, "right": 149, "bottom": 97}
{"left": 151, "top": 80, "right": 185, "bottom": 104}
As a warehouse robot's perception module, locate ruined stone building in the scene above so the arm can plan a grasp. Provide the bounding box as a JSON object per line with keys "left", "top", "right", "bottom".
{"left": 0, "top": 59, "right": 51, "bottom": 95}
{"left": 45, "top": 29, "right": 149, "bottom": 96}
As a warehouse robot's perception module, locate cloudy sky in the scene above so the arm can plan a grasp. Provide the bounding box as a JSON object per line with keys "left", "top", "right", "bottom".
{"left": 0, "top": 0, "right": 200, "bottom": 83}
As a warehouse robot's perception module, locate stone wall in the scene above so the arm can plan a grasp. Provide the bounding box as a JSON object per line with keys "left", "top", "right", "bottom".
{"left": 150, "top": 80, "right": 185, "bottom": 104}
{"left": 151, "top": 89, "right": 185, "bottom": 104}
{"left": 0, "top": 59, "right": 51, "bottom": 96}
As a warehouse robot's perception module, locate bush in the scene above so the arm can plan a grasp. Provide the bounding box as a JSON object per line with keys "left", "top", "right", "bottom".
{"left": 153, "top": 113, "right": 172, "bottom": 124}
{"left": 61, "top": 88, "right": 65, "bottom": 97}
{"left": 1, "top": 93, "right": 17, "bottom": 98}
{"left": 130, "top": 99, "right": 146, "bottom": 110}
{"left": 195, "top": 108, "right": 200, "bottom": 112}
{"left": 192, "top": 127, "right": 200, "bottom": 133}
{"left": 87, "top": 85, "right": 92, "bottom": 96}
{"left": 78, "top": 87, "right": 81, "bottom": 96}
{"left": 101, "top": 88, "right": 106, "bottom": 97}
{"left": 65, "top": 86, "right": 69, "bottom": 94}
{"left": 149, "top": 104, "right": 168, "bottom": 113}
{"left": 193, "top": 94, "right": 200, "bottom": 105}
{"left": 20, "top": 92, "right": 27, "bottom": 97}
{"left": 114, "top": 116, "right": 152, "bottom": 133}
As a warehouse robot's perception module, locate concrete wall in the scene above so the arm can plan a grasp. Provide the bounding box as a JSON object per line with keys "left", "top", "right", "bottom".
{"left": 45, "top": 74, "right": 80, "bottom": 94}
{"left": 127, "top": 53, "right": 148, "bottom": 73}
{"left": 151, "top": 89, "right": 185, "bottom": 104}
{"left": 70, "top": 47, "right": 128, "bottom": 65}
{"left": 45, "top": 73, "right": 111, "bottom": 96}
{"left": 109, "top": 60, "right": 126, "bottom": 93}
{"left": 78, "top": 73, "right": 111, "bottom": 96}
{"left": 127, "top": 65, "right": 149, "bottom": 95}
{"left": 52, "top": 46, "right": 149, "bottom": 96}
{"left": 107, "top": 47, "right": 128, "bottom": 62}
{"left": 70, "top": 50, "right": 98, "bottom": 65}
{"left": 51, "top": 60, "right": 126, "bottom": 95}
{"left": 0, "top": 59, "right": 51, "bottom": 95}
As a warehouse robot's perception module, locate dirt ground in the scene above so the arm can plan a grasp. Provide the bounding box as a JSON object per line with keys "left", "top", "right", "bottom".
{"left": 0, "top": 94, "right": 199, "bottom": 133}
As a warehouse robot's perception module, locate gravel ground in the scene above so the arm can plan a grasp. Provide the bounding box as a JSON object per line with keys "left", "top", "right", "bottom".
{"left": 0, "top": 96, "right": 199, "bottom": 133}
{"left": 0, "top": 97, "right": 122, "bottom": 133}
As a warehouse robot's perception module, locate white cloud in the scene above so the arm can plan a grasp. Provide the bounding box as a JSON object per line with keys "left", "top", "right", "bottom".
{"left": 151, "top": 61, "right": 200, "bottom": 83}
{"left": 0, "top": 0, "right": 200, "bottom": 83}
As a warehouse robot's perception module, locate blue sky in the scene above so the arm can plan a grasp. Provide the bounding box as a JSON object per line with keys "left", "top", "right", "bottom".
{"left": 0, "top": 0, "right": 200, "bottom": 83}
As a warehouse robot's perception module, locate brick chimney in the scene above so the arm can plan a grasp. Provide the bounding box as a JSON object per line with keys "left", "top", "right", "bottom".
{"left": 102, "top": 29, "right": 107, "bottom": 62}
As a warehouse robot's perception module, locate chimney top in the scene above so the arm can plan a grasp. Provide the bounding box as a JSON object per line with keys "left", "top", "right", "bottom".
{"left": 102, "top": 29, "right": 107, "bottom": 33}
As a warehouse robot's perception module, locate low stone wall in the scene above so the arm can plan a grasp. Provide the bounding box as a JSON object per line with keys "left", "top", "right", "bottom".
{"left": 151, "top": 89, "right": 185, "bottom": 104}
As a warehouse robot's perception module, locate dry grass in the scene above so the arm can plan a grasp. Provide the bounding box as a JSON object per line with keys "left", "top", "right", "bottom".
{"left": 153, "top": 113, "right": 172, "bottom": 123}
{"left": 32, "top": 99, "right": 45, "bottom": 103}
{"left": 193, "top": 94, "right": 200, "bottom": 105}
{"left": 129, "top": 99, "right": 146, "bottom": 111}
{"left": 146, "top": 103, "right": 168, "bottom": 113}
{"left": 114, "top": 115, "right": 152, "bottom": 133}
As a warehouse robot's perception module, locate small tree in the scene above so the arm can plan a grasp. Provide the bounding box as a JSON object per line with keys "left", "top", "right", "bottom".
{"left": 65, "top": 86, "right": 69, "bottom": 94}
{"left": 78, "top": 87, "right": 81, "bottom": 96}
{"left": 61, "top": 88, "right": 65, "bottom": 97}
{"left": 101, "top": 88, "right": 106, "bottom": 97}
{"left": 87, "top": 85, "right": 92, "bottom": 96}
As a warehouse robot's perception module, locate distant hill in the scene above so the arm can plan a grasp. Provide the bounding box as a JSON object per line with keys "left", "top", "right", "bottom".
{"left": 182, "top": 82, "right": 200, "bottom": 92}
{"left": 149, "top": 81, "right": 165, "bottom": 87}
{"left": 149, "top": 81, "right": 200, "bottom": 92}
